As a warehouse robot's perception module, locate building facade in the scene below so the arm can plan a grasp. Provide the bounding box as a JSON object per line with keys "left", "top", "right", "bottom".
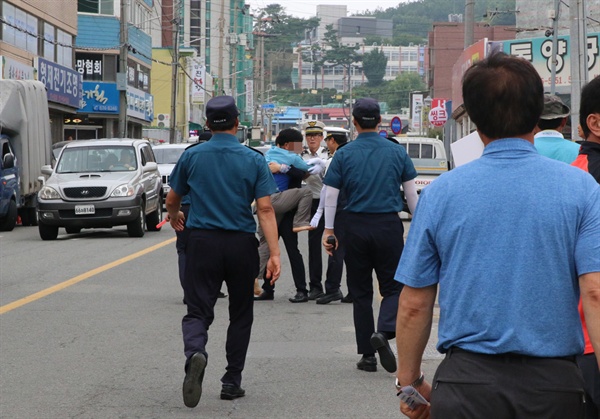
{"left": 1, "top": 0, "right": 81, "bottom": 144}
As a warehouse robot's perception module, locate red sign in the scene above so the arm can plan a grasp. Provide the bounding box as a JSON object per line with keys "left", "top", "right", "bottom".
{"left": 428, "top": 98, "right": 448, "bottom": 127}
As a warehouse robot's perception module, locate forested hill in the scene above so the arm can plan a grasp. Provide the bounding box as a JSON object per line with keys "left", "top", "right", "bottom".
{"left": 359, "top": 0, "right": 516, "bottom": 45}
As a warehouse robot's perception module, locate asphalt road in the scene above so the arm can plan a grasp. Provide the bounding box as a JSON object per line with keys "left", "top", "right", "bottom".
{"left": 0, "top": 221, "right": 442, "bottom": 418}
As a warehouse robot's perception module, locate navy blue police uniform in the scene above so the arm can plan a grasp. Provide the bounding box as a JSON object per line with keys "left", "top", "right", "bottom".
{"left": 169, "top": 121, "right": 276, "bottom": 390}
{"left": 324, "top": 129, "right": 417, "bottom": 358}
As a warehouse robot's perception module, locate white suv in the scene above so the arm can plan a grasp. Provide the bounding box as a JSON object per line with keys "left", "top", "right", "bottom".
{"left": 37, "top": 139, "right": 163, "bottom": 240}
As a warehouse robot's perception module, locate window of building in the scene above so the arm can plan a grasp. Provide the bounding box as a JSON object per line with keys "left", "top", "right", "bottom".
{"left": 43, "top": 23, "right": 56, "bottom": 61}
{"left": 57, "top": 29, "right": 73, "bottom": 67}
{"left": 78, "top": 0, "right": 114, "bottom": 15}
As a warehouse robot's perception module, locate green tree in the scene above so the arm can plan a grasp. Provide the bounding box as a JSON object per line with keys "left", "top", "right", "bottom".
{"left": 362, "top": 49, "right": 388, "bottom": 87}
{"left": 353, "top": 72, "right": 426, "bottom": 113}
{"left": 254, "top": 4, "right": 320, "bottom": 88}
{"left": 321, "top": 25, "right": 362, "bottom": 92}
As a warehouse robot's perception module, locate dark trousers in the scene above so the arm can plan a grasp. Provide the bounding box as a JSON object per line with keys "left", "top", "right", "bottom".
{"left": 175, "top": 204, "right": 191, "bottom": 289}
{"left": 431, "top": 347, "right": 586, "bottom": 419}
{"left": 324, "top": 210, "right": 347, "bottom": 293}
{"left": 182, "top": 229, "right": 259, "bottom": 387}
{"left": 262, "top": 211, "right": 307, "bottom": 293}
{"left": 308, "top": 199, "right": 325, "bottom": 293}
{"left": 344, "top": 212, "right": 404, "bottom": 354}
{"left": 576, "top": 353, "right": 600, "bottom": 419}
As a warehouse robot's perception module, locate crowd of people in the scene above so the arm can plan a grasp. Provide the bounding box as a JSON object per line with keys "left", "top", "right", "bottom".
{"left": 164, "top": 52, "right": 600, "bottom": 417}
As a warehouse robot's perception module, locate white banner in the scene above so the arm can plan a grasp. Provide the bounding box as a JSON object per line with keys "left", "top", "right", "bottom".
{"left": 245, "top": 79, "right": 254, "bottom": 112}
{"left": 411, "top": 93, "right": 423, "bottom": 131}
{"left": 190, "top": 58, "right": 205, "bottom": 104}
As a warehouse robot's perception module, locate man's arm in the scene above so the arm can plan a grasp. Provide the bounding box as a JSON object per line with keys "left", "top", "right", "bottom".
{"left": 580, "top": 271, "right": 600, "bottom": 369}
{"left": 165, "top": 189, "right": 184, "bottom": 231}
{"left": 255, "top": 195, "right": 281, "bottom": 284}
{"left": 396, "top": 284, "right": 437, "bottom": 416}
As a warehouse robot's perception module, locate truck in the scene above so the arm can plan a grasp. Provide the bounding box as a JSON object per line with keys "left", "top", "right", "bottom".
{"left": 0, "top": 80, "right": 53, "bottom": 231}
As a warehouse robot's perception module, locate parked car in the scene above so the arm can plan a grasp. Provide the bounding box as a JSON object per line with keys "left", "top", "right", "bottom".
{"left": 151, "top": 143, "right": 189, "bottom": 200}
{"left": 37, "top": 138, "right": 163, "bottom": 240}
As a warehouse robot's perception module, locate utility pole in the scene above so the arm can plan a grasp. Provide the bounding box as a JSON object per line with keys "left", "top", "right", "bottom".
{"left": 217, "top": 0, "right": 225, "bottom": 95}
{"left": 569, "top": 0, "right": 588, "bottom": 139}
{"left": 118, "top": 0, "right": 128, "bottom": 138}
{"left": 464, "top": 0, "right": 475, "bottom": 48}
{"left": 169, "top": 1, "right": 180, "bottom": 144}
{"left": 231, "top": 2, "right": 239, "bottom": 103}
{"left": 550, "top": 0, "right": 561, "bottom": 94}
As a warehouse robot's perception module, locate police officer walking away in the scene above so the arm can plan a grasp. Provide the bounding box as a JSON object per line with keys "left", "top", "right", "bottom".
{"left": 322, "top": 98, "right": 419, "bottom": 373}
{"left": 166, "top": 95, "right": 281, "bottom": 408}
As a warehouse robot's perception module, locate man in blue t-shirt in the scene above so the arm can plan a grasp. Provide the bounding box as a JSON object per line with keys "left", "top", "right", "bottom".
{"left": 393, "top": 53, "right": 600, "bottom": 418}
{"left": 534, "top": 94, "right": 581, "bottom": 163}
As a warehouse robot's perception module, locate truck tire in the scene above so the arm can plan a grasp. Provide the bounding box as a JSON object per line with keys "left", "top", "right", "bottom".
{"left": 39, "top": 221, "right": 59, "bottom": 240}
{"left": 127, "top": 203, "right": 145, "bottom": 237}
{"left": 0, "top": 200, "right": 17, "bottom": 231}
{"left": 146, "top": 198, "right": 163, "bottom": 231}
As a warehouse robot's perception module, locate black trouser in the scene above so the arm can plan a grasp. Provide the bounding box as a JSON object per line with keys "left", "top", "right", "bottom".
{"left": 324, "top": 210, "right": 347, "bottom": 293}
{"left": 175, "top": 204, "right": 191, "bottom": 290}
{"left": 308, "top": 198, "right": 325, "bottom": 293}
{"left": 431, "top": 347, "right": 586, "bottom": 419}
{"left": 261, "top": 211, "right": 308, "bottom": 294}
{"left": 182, "top": 229, "right": 259, "bottom": 387}
{"left": 576, "top": 353, "right": 600, "bottom": 419}
{"left": 344, "top": 212, "right": 404, "bottom": 354}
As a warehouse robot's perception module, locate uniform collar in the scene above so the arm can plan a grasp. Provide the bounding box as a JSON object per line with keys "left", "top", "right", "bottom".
{"left": 210, "top": 132, "right": 239, "bottom": 143}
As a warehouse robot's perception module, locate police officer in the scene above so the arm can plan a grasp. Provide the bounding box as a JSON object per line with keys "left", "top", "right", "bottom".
{"left": 299, "top": 120, "right": 330, "bottom": 302}
{"left": 166, "top": 95, "right": 281, "bottom": 408}
{"left": 322, "top": 98, "right": 418, "bottom": 373}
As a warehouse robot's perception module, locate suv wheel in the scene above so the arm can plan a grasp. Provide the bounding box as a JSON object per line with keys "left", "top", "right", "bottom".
{"left": 146, "top": 198, "right": 163, "bottom": 231}
{"left": 39, "top": 221, "right": 59, "bottom": 240}
{"left": 0, "top": 200, "right": 17, "bottom": 231}
{"left": 127, "top": 203, "right": 146, "bottom": 237}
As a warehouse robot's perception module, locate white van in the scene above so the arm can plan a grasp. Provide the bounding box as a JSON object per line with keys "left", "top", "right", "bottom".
{"left": 393, "top": 136, "right": 448, "bottom": 191}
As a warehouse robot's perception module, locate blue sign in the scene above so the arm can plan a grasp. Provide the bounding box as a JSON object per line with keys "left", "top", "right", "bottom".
{"left": 127, "top": 86, "right": 154, "bottom": 122}
{"left": 390, "top": 116, "right": 402, "bottom": 135}
{"left": 80, "top": 82, "right": 119, "bottom": 114}
{"left": 262, "top": 103, "right": 275, "bottom": 109}
{"left": 379, "top": 130, "right": 388, "bottom": 137}
{"left": 35, "top": 57, "right": 82, "bottom": 108}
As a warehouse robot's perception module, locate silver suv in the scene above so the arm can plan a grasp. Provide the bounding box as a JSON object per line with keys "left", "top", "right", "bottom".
{"left": 37, "top": 139, "right": 163, "bottom": 240}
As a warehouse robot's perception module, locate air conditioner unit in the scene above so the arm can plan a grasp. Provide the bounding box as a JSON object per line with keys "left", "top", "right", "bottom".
{"left": 156, "top": 113, "right": 170, "bottom": 128}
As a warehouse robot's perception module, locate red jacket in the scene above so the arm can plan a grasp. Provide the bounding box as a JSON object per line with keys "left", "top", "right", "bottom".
{"left": 571, "top": 141, "right": 600, "bottom": 355}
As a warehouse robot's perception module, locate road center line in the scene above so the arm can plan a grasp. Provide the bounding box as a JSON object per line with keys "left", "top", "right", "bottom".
{"left": 0, "top": 237, "right": 176, "bottom": 315}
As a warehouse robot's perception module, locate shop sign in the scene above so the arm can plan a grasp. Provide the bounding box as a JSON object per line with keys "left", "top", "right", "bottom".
{"left": 80, "top": 82, "right": 119, "bottom": 114}
{"left": 0, "top": 55, "right": 35, "bottom": 80}
{"left": 126, "top": 86, "right": 154, "bottom": 122}
{"left": 35, "top": 57, "right": 82, "bottom": 108}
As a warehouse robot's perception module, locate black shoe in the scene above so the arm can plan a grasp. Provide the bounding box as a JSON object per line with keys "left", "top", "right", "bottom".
{"left": 254, "top": 291, "right": 274, "bottom": 301}
{"left": 370, "top": 332, "right": 397, "bottom": 373}
{"left": 220, "top": 384, "right": 245, "bottom": 400}
{"left": 182, "top": 352, "right": 207, "bottom": 408}
{"left": 356, "top": 355, "right": 377, "bottom": 372}
{"left": 307, "top": 289, "right": 324, "bottom": 300}
{"left": 341, "top": 293, "right": 353, "bottom": 303}
{"left": 289, "top": 291, "right": 308, "bottom": 303}
{"left": 316, "top": 289, "right": 343, "bottom": 304}
{"left": 218, "top": 291, "right": 227, "bottom": 298}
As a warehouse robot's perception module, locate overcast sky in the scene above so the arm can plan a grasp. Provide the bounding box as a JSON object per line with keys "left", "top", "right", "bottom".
{"left": 250, "top": 1, "right": 409, "bottom": 19}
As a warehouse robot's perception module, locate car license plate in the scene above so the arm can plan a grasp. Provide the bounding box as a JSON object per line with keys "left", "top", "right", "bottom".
{"left": 75, "top": 204, "right": 95, "bottom": 215}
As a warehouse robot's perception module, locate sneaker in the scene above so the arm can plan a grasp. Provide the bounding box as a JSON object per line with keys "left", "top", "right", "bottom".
{"left": 182, "top": 352, "right": 207, "bottom": 408}
{"left": 220, "top": 384, "right": 246, "bottom": 400}
{"left": 370, "top": 332, "right": 397, "bottom": 373}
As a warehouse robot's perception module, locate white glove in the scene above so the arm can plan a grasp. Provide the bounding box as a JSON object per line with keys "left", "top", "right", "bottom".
{"left": 308, "top": 164, "right": 324, "bottom": 175}
{"left": 310, "top": 208, "right": 323, "bottom": 228}
{"left": 306, "top": 157, "right": 326, "bottom": 167}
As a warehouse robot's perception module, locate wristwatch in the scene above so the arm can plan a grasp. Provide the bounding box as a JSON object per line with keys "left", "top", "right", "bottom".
{"left": 395, "top": 371, "right": 425, "bottom": 390}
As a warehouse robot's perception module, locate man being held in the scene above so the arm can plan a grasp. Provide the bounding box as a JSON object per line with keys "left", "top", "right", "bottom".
{"left": 322, "top": 98, "right": 419, "bottom": 373}
{"left": 166, "top": 96, "right": 280, "bottom": 408}
{"left": 394, "top": 53, "right": 600, "bottom": 418}
{"left": 534, "top": 94, "right": 580, "bottom": 163}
